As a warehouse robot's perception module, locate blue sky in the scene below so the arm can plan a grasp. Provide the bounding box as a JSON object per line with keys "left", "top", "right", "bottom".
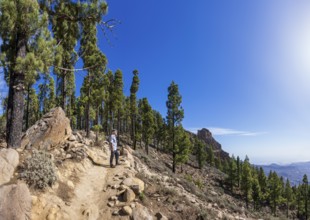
{"left": 98, "top": 0, "right": 310, "bottom": 164}
{"left": 1, "top": 1, "right": 310, "bottom": 164}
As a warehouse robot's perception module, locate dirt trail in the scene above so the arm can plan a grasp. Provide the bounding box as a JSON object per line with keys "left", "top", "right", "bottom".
{"left": 70, "top": 151, "right": 132, "bottom": 220}
{"left": 71, "top": 165, "right": 108, "bottom": 220}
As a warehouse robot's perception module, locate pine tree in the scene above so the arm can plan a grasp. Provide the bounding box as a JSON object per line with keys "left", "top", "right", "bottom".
{"left": 302, "top": 174, "right": 309, "bottom": 220}
{"left": 194, "top": 137, "right": 207, "bottom": 169}
{"left": 52, "top": 1, "right": 79, "bottom": 114}
{"left": 38, "top": 74, "right": 55, "bottom": 114}
{"left": 241, "top": 156, "right": 252, "bottom": 208}
{"left": 268, "top": 171, "right": 282, "bottom": 216}
{"left": 228, "top": 155, "right": 237, "bottom": 193}
{"left": 104, "top": 70, "right": 114, "bottom": 132}
{"left": 130, "top": 70, "right": 140, "bottom": 149}
{"left": 24, "top": 73, "right": 39, "bottom": 130}
{"left": 215, "top": 156, "right": 223, "bottom": 171}
{"left": 207, "top": 145, "right": 215, "bottom": 166}
{"left": 284, "top": 179, "right": 293, "bottom": 218}
{"left": 252, "top": 174, "right": 261, "bottom": 210}
{"left": 0, "top": 0, "right": 54, "bottom": 148}
{"left": 258, "top": 167, "right": 268, "bottom": 202}
{"left": 153, "top": 110, "right": 165, "bottom": 150}
{"left": 175, "top": 127, "right": 191, "bottom": 173}
{"left": 236, "top": 156, "right": 241, "bottom": 188}
{"left": 166, "top": 81, "right": 184, "bottom": 173}
{"left": 136, "top": 99, "right": 143, "bottom": 147}
{"left": 139, "top": 98, "right": 154, "bottom": 154}
{"left": 80, "top": 9, "right": 107, "bottom": 137}
{"left": 112, "top": 70, "right": 124, "bottom": 138}
{"left": 223, "top": 159, "right": 230, "bottom": 174}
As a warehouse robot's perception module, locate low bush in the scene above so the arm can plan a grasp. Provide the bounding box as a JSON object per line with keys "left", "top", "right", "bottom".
{"left": 20, "top": 150, "right": 57, "bottom": 189}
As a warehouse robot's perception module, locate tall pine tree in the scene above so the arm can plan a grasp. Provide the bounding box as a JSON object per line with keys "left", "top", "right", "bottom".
{"left": 140, "top": 98, "right": 155, "bottom": 154}
{"left": 166, "top": 81, "right": 184, "bottom": 173}
{"left": 130, "top": 70, "right": 140, "bottom": 149}
{"left": 0, "top": 0, "right": 54, "bottom": 148}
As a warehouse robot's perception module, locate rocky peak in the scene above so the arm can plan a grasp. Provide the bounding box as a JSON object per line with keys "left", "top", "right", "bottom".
{"left": 197, "top": 128, "right": 229, "bottom": 160}
{"left": 197, "top": 128, "right": 213, "bottom": 140}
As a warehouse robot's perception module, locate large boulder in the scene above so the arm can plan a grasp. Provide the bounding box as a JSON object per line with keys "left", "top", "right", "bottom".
{"left": 122, "top": 188, "right": 136, "bottom": 203}
{"left": 21, "top": 107, "right": 72, "bottom": 150}
{"left": 85, "top": 147, "right": 106, "bottom": 166}
{"left": 122, "top": 177, "right": 145, "bottom": 194}
{"left": 0, "top": 182, "right": 32, "bottom": 220}
{"left": 0, "top": 148, "right": 19, "bottom": 185}
{"left": 132, "top": 203, "right": 153, "bottom": 220}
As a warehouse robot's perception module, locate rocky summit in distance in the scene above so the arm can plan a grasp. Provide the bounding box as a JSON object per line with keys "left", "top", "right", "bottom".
{"left": 197, "top": 128, "right": 229, "bottom": 160}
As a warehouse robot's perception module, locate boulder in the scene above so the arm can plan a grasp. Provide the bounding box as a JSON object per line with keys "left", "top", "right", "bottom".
{"left": 121, "top": 206, "right": 133, "bottom": 216}
{"left": 21, "top": 107, "right": 72, "bottom": 150}
{"left": 85, "top": 147, "right": 106, "bottom": 166}
{"left": 0, "top": 182, "right": 31, "bottom": 220}
{"left": 67, "top": 134, "right": 76, "bottom": 142}
{"left": 132, "top": 203, "right": 153, "bottom": 220}
{"left": 122, "top": 177, "right": 145, "bottom": 194}
{"left": 155, "top": 212, "right": 168, "bottom": 220}
{"left": 123, "top": 188, "right": 136, "bottom": 203}
{"left": 0, "top": 148, "right": 19, "bottom": 186}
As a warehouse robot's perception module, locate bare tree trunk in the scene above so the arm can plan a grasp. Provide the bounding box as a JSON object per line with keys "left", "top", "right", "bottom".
{"left": 25, "top": 84, "right": 30, "bottom": 130}
{"left": 132, "top": 114, "right": 136, "bottom": 150}
{"left": 6, "top": 33, "right": 26, "bottom": 148}
{"left": 62, "top": 72, "right": 66, "bottom": 112}
{"left": 86, "top": 74, "right": 90, "bottom": 138}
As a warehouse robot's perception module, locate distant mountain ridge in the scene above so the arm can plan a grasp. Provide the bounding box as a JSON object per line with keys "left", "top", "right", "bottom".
{"left": 260, "top": 161, "right": 310, "bottom": 185}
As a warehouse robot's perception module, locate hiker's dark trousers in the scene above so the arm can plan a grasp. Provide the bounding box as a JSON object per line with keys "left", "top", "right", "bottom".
{"left": 110, "top": 150, "right": 119, "bottom": 166}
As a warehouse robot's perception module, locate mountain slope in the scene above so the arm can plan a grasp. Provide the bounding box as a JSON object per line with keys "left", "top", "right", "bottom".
{"left": 260, "top": 161, "right": 310, "bottom": 185}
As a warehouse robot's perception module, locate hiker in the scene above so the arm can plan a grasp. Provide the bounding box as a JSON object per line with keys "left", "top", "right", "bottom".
{"left": 109, "top": 129, "right": 119, "bottom": 168}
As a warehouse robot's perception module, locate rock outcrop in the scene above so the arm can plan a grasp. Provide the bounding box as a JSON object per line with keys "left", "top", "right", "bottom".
{"left": 0, "top": 148, "right": 19, "bottom": 185}
{"left": 0, "top": 182, "right": 32, "bottom": 220}
{"left": 197, "top": 128, "right": 229, "bottom": 159}
{"left": 21, "top": 107, "right": 72, "bottom": 150}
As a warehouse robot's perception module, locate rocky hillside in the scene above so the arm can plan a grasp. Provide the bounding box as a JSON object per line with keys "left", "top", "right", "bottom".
{"left": 0, "top": 107, "right": 270, "bottom": 220}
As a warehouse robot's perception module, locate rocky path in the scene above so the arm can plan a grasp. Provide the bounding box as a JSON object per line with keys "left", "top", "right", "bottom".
{"left": 71, "top": 164, "right": 108, "bottom": 220}
{"left": 70, "top": 149, "right": 135, "bottom": 220}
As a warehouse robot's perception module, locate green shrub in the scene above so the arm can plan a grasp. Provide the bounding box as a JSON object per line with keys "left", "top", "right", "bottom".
{"left": 20, "top": 150, "right": 57, "bottom": 189}
{"left": 194, "top": 179, "right": 204, "bottom": 189}
{"left": 139, "top": 192, "right": 146, "bottom": 202}
{"left": 184, "top": 174, "right": 193, "bottom": 182}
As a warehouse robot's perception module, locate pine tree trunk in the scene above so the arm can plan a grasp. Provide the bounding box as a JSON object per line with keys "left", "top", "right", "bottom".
{"left": 172, "top": 152, "right": 176, "bottom": 173}
{"left": 132, "top": 114, "right": 136, "bottom": 150}
{"left": 95, "top": 106, "right": 99, "bottom": 125}
{"left": 117, "top": 109, "right": 120, "bottom": 144}
{"left": 287, "top": 201, "right": 289, "bottom": 218}
{"left": 62, "top": 71, "right": 66, "bottom": 112}
{"left": 6, "top": 33, "right": 26, "bottom": 148}
{"left": 86, "top": 75, "right": 90, "bottom": 138}
{"left": 145, "top": 142, "right": 148, "bottom": 155}
{"left": 172, "top": 123, "right": 176, "bottom": 173}
{"left": 25, "top": 84, "right": 30, "bottom": 130}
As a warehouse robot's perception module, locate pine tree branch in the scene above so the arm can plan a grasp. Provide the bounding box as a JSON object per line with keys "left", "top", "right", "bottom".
{"left": 55, "top": 64, "right": 100, "bottom": 72}
{"left": 99, "top": 19, "right": 121, "bottom": 46}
